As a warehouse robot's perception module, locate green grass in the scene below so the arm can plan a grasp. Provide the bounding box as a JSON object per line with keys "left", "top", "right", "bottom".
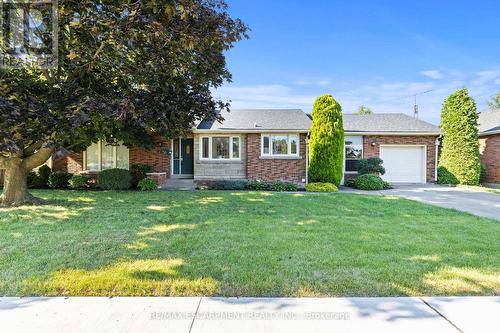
{"left": 1, "top": 190, "right": 499, "bottom": 297}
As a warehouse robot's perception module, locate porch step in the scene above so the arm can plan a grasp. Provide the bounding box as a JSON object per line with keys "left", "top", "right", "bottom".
{"left": 160, "top": 179, "right": 196, "bottom": 191}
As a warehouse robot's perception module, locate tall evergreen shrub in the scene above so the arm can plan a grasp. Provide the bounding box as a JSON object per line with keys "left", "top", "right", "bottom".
{"left": 308, "top": 94, "right": 344, "bottom": 185}
{"left": 438, "top": 88, "right": 481, "bottom": 185}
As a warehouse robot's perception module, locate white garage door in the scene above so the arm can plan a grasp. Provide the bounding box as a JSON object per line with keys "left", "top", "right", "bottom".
{"left": 379, "top": 146, "right": 426, "bottom": 183}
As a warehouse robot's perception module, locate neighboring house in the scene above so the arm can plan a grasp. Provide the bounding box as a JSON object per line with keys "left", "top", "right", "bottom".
{"left": 50, "top": 109, "right": 441, "bottom": 186}
{"left": 478, "top": 111, "right": 500, "bottom": 184}
{"left": 342, "top": 113, "right": 440, "bottom": 184}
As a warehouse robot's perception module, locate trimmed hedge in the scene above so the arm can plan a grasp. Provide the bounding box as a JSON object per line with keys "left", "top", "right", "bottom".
{"left": 353, "top": 174, "right": 384, "bottom": 190}
{"left": 69, "top": 175, "right": 92, "bottom": 189}
{"left": 305, "top": 182, "right": 338, "bottom": 192}
{"left": 438, "top": 88, "right": 481, "bottom": 185}
{"left": 138, "top": 178, "right": 157, "bottom": 191}
{"left": 97, "top": 168, "right": 132, "bottom": 190}
{"left": 48, "top": 171, "right": 72, "bottom": 188}
{"left": 197, "top": 180, "right": 299, "bottom": 191}
{"left": 308, "top": 94, "right": 344, "bottom": 186}
{"left": 246, "top": 180, "right": 299, "bottom": 192}
{"left": 198, "top": 180, "right": 247, "bottom": 191}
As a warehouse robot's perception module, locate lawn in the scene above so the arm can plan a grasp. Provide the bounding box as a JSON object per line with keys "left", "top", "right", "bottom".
{"left": 0, "top": 190, "right": 499, "bottom": 297}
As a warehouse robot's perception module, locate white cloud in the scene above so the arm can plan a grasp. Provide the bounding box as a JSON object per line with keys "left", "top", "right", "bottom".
{"left": 213, "top": 84, "right": 317, "bottom": 109}
{"left": 214, "top": 68, "right": 500, "bottom": 125}
{"left": 293, "top": 79, "right": 331, "bottom": 87}
{"left": 420, "top": 70, "right": 444, "bottom": 80}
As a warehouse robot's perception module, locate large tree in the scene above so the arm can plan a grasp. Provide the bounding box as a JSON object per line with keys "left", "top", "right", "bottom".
{"left": 488, "top": 93, "right": 500, "bottom": 111}
{"left": 308, "top": 94, "right": 344, "bottom": 186}
{"left": 0, "top": 0, "right": 248, "bottom": 206}
{"left": 356, "top": 105, "right": 373, "bottom": 115}
{"left": 437, "top": 88, "right": 481, "bottom": 185}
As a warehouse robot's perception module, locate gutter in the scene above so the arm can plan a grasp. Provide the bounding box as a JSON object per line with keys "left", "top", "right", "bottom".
{"left": 479, "top": 130, "right": 500, "bottom": 137}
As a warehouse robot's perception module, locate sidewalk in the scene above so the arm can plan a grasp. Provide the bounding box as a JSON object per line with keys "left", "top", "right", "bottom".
{"left": 1, "top": 296, "right": 498, "bottom": 332}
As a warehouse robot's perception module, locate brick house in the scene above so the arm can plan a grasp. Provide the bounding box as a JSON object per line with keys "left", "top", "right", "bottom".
{"left": 46, "top": 109, "right": 441, "bottom": 186}
{"left": 478, "top": 111, "right": 500, "bottom": 184}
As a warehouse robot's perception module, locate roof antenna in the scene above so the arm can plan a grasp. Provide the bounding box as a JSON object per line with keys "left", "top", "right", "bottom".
{"left": 411, "top": 90, "right": 433, "bottom": 119}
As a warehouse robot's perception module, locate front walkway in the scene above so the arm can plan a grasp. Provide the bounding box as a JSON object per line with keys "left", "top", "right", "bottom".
{"left": 343, "top": 184, "right": 500, "bottom": 221}
{"left": 1, "top": 296, "right": 498, "bottom": 332}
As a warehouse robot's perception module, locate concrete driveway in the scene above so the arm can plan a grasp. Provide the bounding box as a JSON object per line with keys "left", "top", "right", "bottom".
{"left": 344, "top": 184, "right": 500, "bottom": 221}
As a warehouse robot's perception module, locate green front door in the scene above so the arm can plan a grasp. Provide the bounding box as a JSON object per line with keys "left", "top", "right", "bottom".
{"left": 173, "top": 138, "right": 194, "bottom": 176}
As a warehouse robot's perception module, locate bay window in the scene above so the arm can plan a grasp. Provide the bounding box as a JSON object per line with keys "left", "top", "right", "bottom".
{"left": 345, "top": 136, "right": 363, "bottom": 173}
{"left": 261, "top": 134, "right": 300, "bottom": 157}
{"left": 200, "top": 136, "right": 241, "bottom": 160}
{"left": 84, "top": 141, "right": 129, "bottom": 171}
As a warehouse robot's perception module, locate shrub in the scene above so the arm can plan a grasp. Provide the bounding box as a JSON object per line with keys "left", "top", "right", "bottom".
{"left": 382, "top": 180, "right": 393, "bottom": 190}
{"left": 48, "top": 171, "right": 72, "bottom": 188}
{"left": 269, "top": 181, "right": 298, "bottom": 192}
{"left": 308, "top": 94, "right": 344, "bottom": 186}
{"left": 305, "top": 182, "right": 338, "bottom": 192}
{"left": 358, "top": 157, "right": 385, "bottom": 175}
{"left": 69, "top": 175, "right": 92, "bottom": 189}
{"left": 97, "top": 168, "right": 132, "bottom": 190}
{"left": 198, "top": 180, "right": 247, "bottom": 190}
{"left": 130, "top": 163, "right": 153, "bottom": 188}
{"left": 37, "top": 165, "right": 52, "bottom": 185}
{"left": 438, "top": 88, "right": 481, "bottom": 185}
{"left": 27, "top": 171, "right": 39, "bottom": 187}
{"left": 353, "top": 174, "right": 384, "bottom": 190}
{"left": 138, "top": 178, "right": 157, "bottom": 191}
{"left": 246, "top": 180, "right": 298, "bottom": 192}
{"left": 246, "top": 180, "right": 270, "bottom": 191}
{"left": 480, "top": 163, "right": 488, "bottom": 184}
{"left": 28, "top": 165, "right": 52, "bottom": 188}
{"left": 344, "top": 177, "right": 357, "bottom": 188}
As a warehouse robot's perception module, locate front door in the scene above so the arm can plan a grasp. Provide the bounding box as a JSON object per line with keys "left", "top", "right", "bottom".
{"left": 173, "top": 138, "right": 194, "bottom": 176}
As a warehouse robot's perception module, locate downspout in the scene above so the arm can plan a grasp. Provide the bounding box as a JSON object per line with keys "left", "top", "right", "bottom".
{"left": 305, "top": 132, "right": 310, "bottom": 184}
{"left": 434, "top": 135, "right": 441, "bottom": 183}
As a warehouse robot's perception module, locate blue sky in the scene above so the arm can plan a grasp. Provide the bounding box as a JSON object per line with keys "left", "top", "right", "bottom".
{"left": 214, "top": 0, "right": 500, "bottom": 124}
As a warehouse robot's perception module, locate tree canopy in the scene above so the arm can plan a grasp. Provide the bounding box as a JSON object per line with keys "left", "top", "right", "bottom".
{"left": 356, "top": 105, "right": 373, "bottom": 115}
{"left": 0, "top": 0, "right": 248, "bottom": 205}
{"left": 308, "top": 94, "right": 344, "bottom": 186}
{"left": 488, "top": 93, "right": 500, "bottom": 111}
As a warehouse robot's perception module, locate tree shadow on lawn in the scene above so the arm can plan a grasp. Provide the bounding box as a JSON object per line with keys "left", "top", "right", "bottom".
{"left": 0, "top": 190, "right": 499, "bottom": 297}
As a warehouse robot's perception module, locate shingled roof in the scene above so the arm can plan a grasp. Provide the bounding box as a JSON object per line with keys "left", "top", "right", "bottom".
{"left": 195, "top": 109, "right": 441, "bottom": 134}
{"left": 343, "top": 113, "right": 441, "bottom": 134}
{"left": 196, "top": 109, "right": 312, "bottom": 132}
{"left": 478, "top": 111, "right": 500, "bottom": 135}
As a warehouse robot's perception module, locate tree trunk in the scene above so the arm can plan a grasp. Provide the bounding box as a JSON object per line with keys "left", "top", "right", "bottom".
{"left": 0, "top": 160, "right": 34, "bottom": 206}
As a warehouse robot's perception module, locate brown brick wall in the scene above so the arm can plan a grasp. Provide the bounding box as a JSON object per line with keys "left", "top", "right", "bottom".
{"left": 363, "top": 135, "right": 438, "bottom": 183}
{"left": 129, "top": 139, "right": 171, "bottom": 174}
{"left": 246, "top": 133, "right": 307, "bottom": 183}
{"left": 52, "top": 152, "right": 84, "bottom": 173}
{"left": 479, "top": 134, "right": 500, "bottom": 184}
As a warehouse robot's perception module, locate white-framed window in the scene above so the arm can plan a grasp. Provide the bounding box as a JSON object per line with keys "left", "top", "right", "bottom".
{"left": 345, "top": 136, "right": 363, "bottom": 173}
{"left": 83, "top": 141, "right": 129, "bottom": 171}
{"left": 261, "top": 134, "right": 299, "bottom": 157}
{"left": 199, "top": 136, "right": 241, "bottom": 160}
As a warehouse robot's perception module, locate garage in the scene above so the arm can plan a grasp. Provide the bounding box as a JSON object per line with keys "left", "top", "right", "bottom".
{"left": 379, "top": 145, "right": 426, "bottom": 183}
